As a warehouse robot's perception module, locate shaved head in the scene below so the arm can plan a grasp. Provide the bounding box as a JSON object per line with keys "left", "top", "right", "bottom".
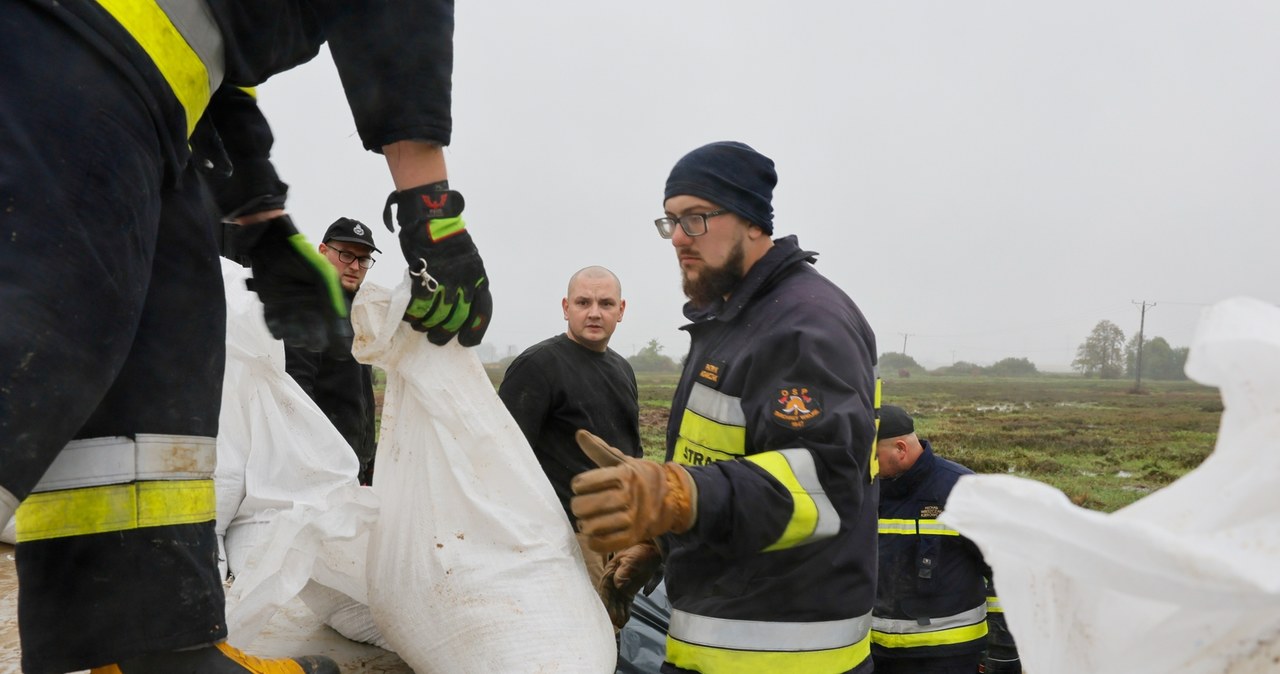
{"left": 568, "top": 265, "right": 621, "bottom": 297}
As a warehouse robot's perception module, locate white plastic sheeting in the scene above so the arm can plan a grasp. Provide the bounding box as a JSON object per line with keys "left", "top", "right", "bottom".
{"left": 943, "top": 297, "right": 1280, "bottom": 673}
{"left": 351, "top": 279, "right": 617, "bottom": 673}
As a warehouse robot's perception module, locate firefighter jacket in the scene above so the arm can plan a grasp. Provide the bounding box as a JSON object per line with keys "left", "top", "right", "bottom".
{"left": 873, "top": 440, "right": 990, "bottom": 661}
{"left": 662, "top": 235, "right": 880, "bottom": 674}
{"left": 29, "top": 0, "right": 454, "bottom": 181}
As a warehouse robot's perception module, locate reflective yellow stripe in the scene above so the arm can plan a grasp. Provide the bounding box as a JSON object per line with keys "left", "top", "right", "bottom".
{"left": 917, "top": 519, "right": 960, "bottom": 536}
{"left": 987, "top": 595, "right": 1003, "bottom": 613}
{"left": 877, "top": 518, "right": 960, "bottom": 536}
{"left": 674, "top": 410, "right": 745, "bottom": 466}
{"left": 668, "top": 609, "right": 872, "bottom": 674}
{"left": 878, "top": 518, "right": 918, "bottom": 535}
{"left": 237, "top": 86, "right": 257, "bottom": 98}
{"left": 14, "top": 479, "right": 215, "bottom": 543}
{"left": 746, "top": 449, "right": 839, "bottom": 551}
{"left": 95, "top": 0, "right": 215, "bottom": 136}
{"left": 869, "top": 377, "right": 881, "bottom": 481}
{"left": 676, "top": 383, "right": 746, "bottom": 460}
{"left": 871, "top": 620, "right": 988, "bottom": 649}
{"left": 667, "top": 634, "right": 871, "bottom": 674}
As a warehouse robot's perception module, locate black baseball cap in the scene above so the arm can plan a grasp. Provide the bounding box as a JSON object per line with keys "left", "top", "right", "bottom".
{"left": 878, "top": 405, "right": 915, "bottom": 440}
{"left": 322, "top": 217, "right": 380, "bottom": 253}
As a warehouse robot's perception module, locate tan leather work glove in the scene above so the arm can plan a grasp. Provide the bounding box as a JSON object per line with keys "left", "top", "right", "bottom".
{"left": 599, "top": 541, "right": 663, "bottom": 629}
{"left": 570, "top": 429, "right": 698, "bottom": 553}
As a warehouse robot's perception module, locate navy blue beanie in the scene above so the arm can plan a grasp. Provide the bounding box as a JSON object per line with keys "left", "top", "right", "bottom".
{"left": 664, "top": 141, "right": 777, "bottom": 234}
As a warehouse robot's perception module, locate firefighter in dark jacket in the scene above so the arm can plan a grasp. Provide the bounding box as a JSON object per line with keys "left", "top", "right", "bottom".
{"left": 571, "top": 141, "right": 881, "bottom": 674}
{"left": 0, "top": 1, "right": 490, "bottom": 672}
{"left": 285, "top": 218, "right": 381, "bottom": 485}
{"left": 872, "top": 405, "right": 1021, "bottom": 674}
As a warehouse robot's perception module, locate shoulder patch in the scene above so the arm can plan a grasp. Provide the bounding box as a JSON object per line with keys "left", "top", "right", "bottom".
{"left": 697, "top": 359, "right": 726, "bottom": 389}
{"left": 771, "top": 386, "right": 823, "bottom": 429}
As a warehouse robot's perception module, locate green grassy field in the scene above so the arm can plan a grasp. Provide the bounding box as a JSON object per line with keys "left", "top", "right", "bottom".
{"left": 470, "top": 368, "right": 1222, "bottom": 512}
{"left": 636, "top": 372, "right": 1222, "bottom": 512}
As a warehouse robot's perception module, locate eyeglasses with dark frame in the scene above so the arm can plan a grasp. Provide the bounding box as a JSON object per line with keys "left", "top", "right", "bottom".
{"left": 327, "top": 246, "right": 377, "bottom": 269}
{"left": 653, "top": 209, "right": 729, "bottom": 239}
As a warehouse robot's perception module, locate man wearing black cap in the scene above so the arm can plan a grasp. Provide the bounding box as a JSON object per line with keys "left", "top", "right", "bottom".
{"left": 285, "top": 218, "right": 382, "bottom": 484}
{"left": 570, "top": 141, "right": 881, "bottom": 674}
{"left": 872, "top": 405, "right": 1020, "bottom": 674}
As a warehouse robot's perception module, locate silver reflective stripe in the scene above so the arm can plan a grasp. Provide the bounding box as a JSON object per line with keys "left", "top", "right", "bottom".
{"left": 156, "top": 0, "right": 225, "bottom": 94}
{"left": 33, "top": 434, "right": 216, "bottom": 493}
{"left": 872, "top": 603, "right": 987, "bottom": 634}
{"left": 686, "top": 382, "right": 745, "bottom": 427}
{"left": 670, "top": 608, "right": 873, "bottom": 652}
{"left": 777, "top": 448, "right": 840, "bottom": 542}
{"left": 987, "top": 596, "right": 1003, "bottom": 613}
{"left": 917, "top": 520, "right": 959, "bottom": 535}
{"left": 0, "top": 487, "right": 18, "bottom": 527}
{"left": 878, "top": 519, "right": 917, "bottom": 535}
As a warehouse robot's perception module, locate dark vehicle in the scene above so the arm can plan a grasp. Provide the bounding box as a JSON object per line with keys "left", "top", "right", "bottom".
{"left": 615, "top": 580, "right": 670, "bottom": 674}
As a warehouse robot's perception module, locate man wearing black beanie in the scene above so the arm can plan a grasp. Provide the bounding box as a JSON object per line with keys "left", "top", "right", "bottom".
{"left": 571, "top": 141, "right": 882, "bottom": 674}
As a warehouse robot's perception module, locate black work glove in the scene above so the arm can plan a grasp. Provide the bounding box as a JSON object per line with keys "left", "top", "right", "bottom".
{"left": 383, "top": 182, "right": 491, "bottom": 346}
{"left": 233, "top": 214, "right": 353, "bottom": 353}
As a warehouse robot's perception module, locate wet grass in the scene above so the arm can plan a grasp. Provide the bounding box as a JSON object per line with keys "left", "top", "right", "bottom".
{"left": 480, "top": 370, "right": 1222, "bottom": 512}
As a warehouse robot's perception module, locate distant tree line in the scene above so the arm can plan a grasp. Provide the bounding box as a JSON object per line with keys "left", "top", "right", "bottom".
{"left": 1071, "top": 319, "right": 1188, "bottom": 380}
{"left": 880, "top": 352, "right": 1039, "bottom": 378}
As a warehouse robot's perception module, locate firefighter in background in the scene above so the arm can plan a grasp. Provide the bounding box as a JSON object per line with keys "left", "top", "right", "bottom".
{"left": 871, "top": 405, "right": 1021, "bottom": 674}
{"left": 571, "top": 141, "right": 881, "bottom": 673}
{"left": 0, "top": 1, "right": 489, "bottom": 672}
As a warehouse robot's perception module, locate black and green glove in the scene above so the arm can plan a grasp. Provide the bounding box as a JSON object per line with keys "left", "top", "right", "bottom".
{"left": 382, "top": 182, "right": 491, "bottom": 346}
{"left": 234, "top": 214, "right": 353, "bottom": 353}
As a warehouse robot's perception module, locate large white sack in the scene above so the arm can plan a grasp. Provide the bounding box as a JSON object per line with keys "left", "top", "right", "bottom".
{"left": 943, "top": 297, "right": 1280, "bottom": 674}
{"left": 352, "top": 278, "right": 616, "bottom": 673}
{"left": 217, "top": 259, "right": 380, "bottom": 646}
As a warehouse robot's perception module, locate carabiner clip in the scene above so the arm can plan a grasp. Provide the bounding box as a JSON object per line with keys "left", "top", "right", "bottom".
{"left": 409, "top": 258, "right": 440, "bottom": 293}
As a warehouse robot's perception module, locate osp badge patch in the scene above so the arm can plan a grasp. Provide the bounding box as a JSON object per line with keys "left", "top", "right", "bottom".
{"left": 772, "top": 386, "right": 822, "bottom": 429}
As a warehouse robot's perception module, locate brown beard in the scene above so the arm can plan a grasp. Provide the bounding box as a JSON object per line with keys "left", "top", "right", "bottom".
{"left": 682, "top": 240, "right": 746, "bottom": 308}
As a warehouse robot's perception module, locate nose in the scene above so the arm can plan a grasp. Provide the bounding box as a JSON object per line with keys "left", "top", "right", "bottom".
{"left": 671, "top": 226, "right": 693, "bottom": 247}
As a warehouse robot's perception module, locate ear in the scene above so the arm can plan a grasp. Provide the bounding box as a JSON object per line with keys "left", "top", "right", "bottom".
{"left": 318, "top": 242, "right": 328, "bottom": 255}
{"left": 617, "top": 299, "right": 626, "bottom": 322}
{"left": 561, "top": 297, "right": 569, "bottom": 321}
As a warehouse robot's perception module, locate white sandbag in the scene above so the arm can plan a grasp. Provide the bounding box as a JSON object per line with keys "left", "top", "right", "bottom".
{"left": 216, "top": 259, "right": 381, "bottom": 646}
{"left": 352, "top": 278, "right": 616, "bottom": 673}
{"left": 943, "top": 297, "right": 1280, "bottom": 674}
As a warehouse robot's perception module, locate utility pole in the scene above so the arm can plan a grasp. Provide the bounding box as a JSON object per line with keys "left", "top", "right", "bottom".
{"left": 899, "top": 333, "right": 914, "bottom": 358}
{"left": 1131, "top": 300, "right": 1156, "bottom": 392}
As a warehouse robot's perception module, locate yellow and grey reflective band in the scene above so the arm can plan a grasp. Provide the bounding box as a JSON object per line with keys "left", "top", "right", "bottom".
{"left": 15, "top": 480, "right": 216, "bottom": 543}
{"left": 870, "top": 374, "right": 881, "bottom": 481}
{"left": 14, "top": 435, "right": 217, "bottom": 543}
{"left": 1, "top": 487, "right": 18, "bottom": 529}
{"left": 30, "top": 434, "right": 215, "bottom": 493}
{"left": 95, "top": 0, "right": 225, "bottom": 137}
{"left": 871, "top": 603, "right": 988, "bottom": 649}
{"left": 877, "top": 518, "right": 961, "bottom": 536}
{"left": 675, "top": 383, "right": 746, "bottom": 465}
{"left": 237, "top": 86, "right": 257, "bottom": 98}
{"left": 668, "top": 608, "right": 872, "bottom": 674}
{"left": 746, "top": 448, "right": 840, "bottom": 551}
{"left": 987, "top": 595, "right": 1003, "bottom": 613}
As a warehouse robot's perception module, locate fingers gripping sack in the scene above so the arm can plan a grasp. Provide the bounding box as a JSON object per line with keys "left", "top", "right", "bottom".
{"left": 599, "top": 541, "right": 662, "bottom": 629}
{"left": 570, "top": 430, "right": 697, "bottom": 553}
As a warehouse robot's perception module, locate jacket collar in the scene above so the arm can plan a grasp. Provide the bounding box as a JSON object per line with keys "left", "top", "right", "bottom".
{"left": 681, "top": 235, "right": 818, "bottom": 325}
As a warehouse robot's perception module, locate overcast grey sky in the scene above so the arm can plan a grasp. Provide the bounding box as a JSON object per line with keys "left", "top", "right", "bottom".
{"left": 258, "top": 1, "right": 1280, "bottom": 371}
